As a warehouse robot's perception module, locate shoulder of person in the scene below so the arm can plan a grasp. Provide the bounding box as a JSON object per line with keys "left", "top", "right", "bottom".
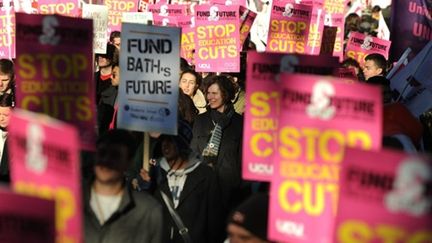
{"left": 131, "top": 190, "right": 162, "bottom": 210}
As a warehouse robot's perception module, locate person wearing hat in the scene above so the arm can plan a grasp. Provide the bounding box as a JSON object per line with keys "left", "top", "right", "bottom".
{"left": 147, "top": 120, "right": 224, "bottom": 243}
{"left": 83, "top": 129, "right": 163, "bottom": 243}
{"left": 227, "top": 193, "right": 274, "bottom": 243}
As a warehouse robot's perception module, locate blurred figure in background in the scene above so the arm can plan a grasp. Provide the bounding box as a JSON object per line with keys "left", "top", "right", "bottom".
{"left": 0, "top": 93, "right": 13, "bottom": 183}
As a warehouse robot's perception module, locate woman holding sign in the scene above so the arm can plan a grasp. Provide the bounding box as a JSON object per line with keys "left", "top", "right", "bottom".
{"left": 191, "top": 75, "right": 244, "bottom": 214}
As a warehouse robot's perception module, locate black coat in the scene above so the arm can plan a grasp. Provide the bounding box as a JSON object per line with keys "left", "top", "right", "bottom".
{"left": 155, "top": 163, "right": 224, "bottom": 243}
{"left": 0, "top": 139, "right": 10, "bottom": 183}
{"left": 190, "top": 110, "right": 243, "bottom": 210}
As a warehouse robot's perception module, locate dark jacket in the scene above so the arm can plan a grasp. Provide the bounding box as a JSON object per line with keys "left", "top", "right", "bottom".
{"left": 84, "top": 181, "right": 163, "bottom": 243}
{"left": 95, "top": 71, "right": 117, "bottom": 135}
{"left": 154, "top": 155, "right": 224, "bottom": 243}
{"left": 190, "top": 108, "right": 243, "bottom": 210}
{"left": 0, "top": 138, "right": 10, "bottom": 183}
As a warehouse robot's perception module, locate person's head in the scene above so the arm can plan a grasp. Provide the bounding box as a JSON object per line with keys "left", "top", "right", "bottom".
{"left": 363, "top": 53, "right": 387, "bottom": 80}
{"left": 345, "top": 13, "right": 360, "bottom": 32}
{"left": 342, "top": 58, "right": 365, "bottom": 81}
{"left": 94, "top": 129, "right": 137, "bottom": 184}
{"left": 111, "top": 64, "right": 120, "bottom": 86}
{"left": 178, "top": 89, "right": 198, "bottom": 125}
{"left": 227, "top": 193, "right": 272, "bottom": 243}
{"left": 206, "top": 75, "right": 235, "bottom": 113}
{"left": 155, "top": 120, "right": 193, "bottom": 161}
{"left": 180, "top": 57, "right": 190, "bottom": 73}
{"left": 179, "top": 70, "right": 201, "bottom": 97}
{"left": 95, "top": 43, "right": 118, "bottom": 69}
{"left": 0, "top": 59, "right": 14, "bottom": 93}
{"left": 109, "top": 31, "right": 121, "bottom": 49}
{"left": 0, "top": 93, "right": 13, "bottom": 129}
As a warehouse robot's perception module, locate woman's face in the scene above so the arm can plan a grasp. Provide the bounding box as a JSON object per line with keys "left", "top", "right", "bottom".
{"left": 179, "top": 73, "right": 197, "bottom": 97}
{"left": 97, "top": 56, "right": 111, "bottom": 68}
{"left": 207, "top": 83, "right": 224, "bottom": 112}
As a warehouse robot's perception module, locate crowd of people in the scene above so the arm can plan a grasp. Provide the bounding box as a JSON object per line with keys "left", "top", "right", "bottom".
{"left": 0, "top": 2, "right": 430, "bottom": 243}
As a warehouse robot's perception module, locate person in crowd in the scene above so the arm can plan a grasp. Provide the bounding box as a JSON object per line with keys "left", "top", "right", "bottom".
{"left": 178, "top": 89, "right": 199, "bottom": 125}
{"left": 226, "top": 193, "right": 274, "bottom": 243}
{"left": 0, "top": 93, "right": 13, "bottom": 183}
{"left": 179, "top": 70, "right": 207, "bottom": 114}
{"left": 344, "top": 13, "right": 360, "bottom": 39}
{"left": 191, "top": 75, "right": 244, "bottom": 214}
{"left": 0, "top": 59, "right": 15, "bottom": 105}
{"left": 180, "top": 57, "right": 191, "bottom": 74}
{"left": 96, "top": 43, "right": 119, "bottom": 135}
{"left": 342, "top": 58, "right": 366, "bottom": 81}
{"left": 84, "top": 129, "right": 163, "bottom": 243}
{"left": 109, "top": 31, "right": 121, "bottom": 50}
{"left": 199, "top": 72, "right": 217, "bottom": 92}
{"left": 146, "top": 120, "right": 224, "bottom": 243}
{"left": 220, "top": 73, "right": 246, "bottom": 115}
{"left": 108, "top": 63, "right": 120, "bottom": 130}
{"left": 363, "top": 53, "right": 387, "bottom": 81}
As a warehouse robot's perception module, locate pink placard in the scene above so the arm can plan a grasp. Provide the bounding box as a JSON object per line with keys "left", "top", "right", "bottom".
{"left": 326, "top": 13, "right": 344, "bottom": 61}
{"left": 178, "top": 15, "right": 195, "bottom": 64}
{"left": 105, "top": 0, "right": 138, "bottom": 32}
{"left": 194, "top": 4, "right": 240, "bottom": 72}
{"left": 306, "top": 3, "right": 324, "bottom": 55}
{"left": 323, "top": 0, "right": 345, "bottom": 14}
{"left": 0, "top": 189, "right": 56, "bottom": 243}
{"left": 138, "top": 0, "right": 151, "bottom": 12}
{"left": 239, "top": 6, "right": 256, "bottom": 51}
{"left": 211, "top": 0, "right": 247, "bottom": 6}
{"left": 152, "top": 15, "right": 179, "bottom": 27}
{"left": 243, "top": 52, "right": 341, "bottom": 182}
{"left": 15, "top": 13, "right": 96, "bottom": 151}
{"left": 335, "top": 148, "right": 432, "bottom": 242}
{"left": 9, "top": 109, "right": 81, "bottom": 243}
{"left": 267, "top": 1, "right": 312, "bottom": 54}
{"left": 333, "top": 67, "right": 357, "bottom": 81}
{"left": 345, "top": 32, "right": 391, "bottom": 66}
{"left": 38, "top": 0, "right": 80, "bottom": 17}
{"left": 268, "top": 73, "right": 382, "bottom": 243}
{"left": 148, "top": 3, "right": 187, "bottom": 17}
{"left": 0, "top": 7, "right": 15, "bottom": 59}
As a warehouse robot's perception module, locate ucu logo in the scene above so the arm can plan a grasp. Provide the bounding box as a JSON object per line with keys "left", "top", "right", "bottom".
{"left": 248, "top": 163, "right": 273, "bottom": 175}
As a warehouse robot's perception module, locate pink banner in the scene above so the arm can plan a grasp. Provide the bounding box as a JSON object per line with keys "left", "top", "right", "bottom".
{"left": 335, "top": 148, "right": 432, "bottom": 242}
{"left": 345, "top": 32, "right": 391, "bottom": 66}
{"left": 326, "top": 13, "right": 344, "bottom": 61}
{"left": 152, "top": 15, "right": 179, "bottom": 27}
{"left": 268, "top": 74, "right": 382, "bottom": 242}
{"left": 38, "top": 0, "right": 80, "bottom": 17}
{"left": 323, "top": 0, "right": 345, "bottom": 14}
{"left": 15, "top": 13, "right": 96, "bottom": 150}
{"left": 243, "top": 52, "right": 341, "bottom": 182}
{"left": 239, "top": 6, "right": 256, "bottom": 51}
{"left": 306, "top": 3, "right": 324, "bottom": 55}
{"left": 138, "top": 0, "right": 151, "bottom": 12}
{"left": 0, "top": 6, "right": 15, "bottom": 59}
{"left": 105, "top": 0, "right": 138, "bottom": 32}
{"left": 9, "top": 109, "right": 81, "bottom": 243}
{"left": 178, "top": 15, "right": 195, "bottom": 64}
{"left": 148, "top": 3, "right": 187, "bottom": 17}
{"left": 267, "top": 1, "right": 312, "bottom": 54}
{"left": 211, "top": 0, "right": 246, "bottom": 6}
{"left": 194, "top": 4, "right": 240, "bottom": 72}
{"left": 0, "top": 189, "right": 56, "bottom": 243}
{"left": 334, "top": 67, "right": 357, "bottom": 81}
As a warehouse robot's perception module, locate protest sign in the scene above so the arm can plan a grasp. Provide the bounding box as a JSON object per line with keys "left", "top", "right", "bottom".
{"left": 334, "top": 67, "right": 357, "bottom": 81}
{"left": 323, "top": 0, "right": 345, "bottom": 14}
{"left": 82, "top": 3, "right": 109, "bottom": 54}
{"left": 390, "top": 1, "right": 432, "bottom": 60}
{"left": 178, "top": 15, "right": 195, "bottom": 64}
{"left": 0, "top": 190, "right": 55, "bottom": 243}
{"left": 267, "top": 0, "right": 312, "bottom": 54}
{"left": 239, "top": 6, "right": 256, "bottom": 51}
{"left": 335, "top": 148, "right": 432, "bottom": 242}
{"left": 153, "top": 15, "right": 179, "bottom": 27}
{"left": 194, "top": 4, "right": 240, "bottom": 72}
{"left": 122, "top": 11, "right": 153, "bottom": 24}
{"left": 148, "top": 3, "right": 187, "bottom": 17}
{"left": 325, "top": 13, "right": 344, "bottom": 61}
{"left": 306, "top": 3, "right": 324, "bottom": 55}
{"left": 15, "top": 13, "right": 96, "bottom": 150}
{"left": 105, "top": 0, "right": 138, "bottom": 32}
{"left": 320, "top": 26, "right": 337, "bottom": 55}
{"left": 137, "top": 0, "right": 150, "bottom": 12}
{"left": 118, "top": 23, "right": 180, "bottom": 134}
{"left": 9, "top": 109, "right": 81, "bottom": 243}
{"left": 243, "top": 52, "right": 341, "bottom": 181}
{"left": 0, "top": 4, "right": 15, "bottom": 58}
{"left": 12, "top": 0, "right": 38, "bottom": 14}
{"left": 268, "top": 74, "right": 382, "bottom": 242}
{"left": 38, "top": 0, "right": 80, "bottom": 17}
{"left": 345, "top": 32, "right": 391, "bottom": 66}
{"left": 211, "top": 0, "right": 246, "bottom": 6}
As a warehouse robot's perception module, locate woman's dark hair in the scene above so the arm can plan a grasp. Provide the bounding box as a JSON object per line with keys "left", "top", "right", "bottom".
{"left": 180, "top": 69, "right": 202, "bottom": 95}
{"left": 206, "top": 75, "right": 236, "bottom": 105}
{"left": 95, "top": 43, "right": 119, "bottom": 65}
{"left": 0, "top": 59, "right": 15, "bottom": 85}
{"left": 109, "top": 31, "right": 121, "bottom": 42}
{"left": 178, "top": 89, "right": 198, "bottom": 125}
{"left": 0, "top": 92, "right": 13, "bottom": 107}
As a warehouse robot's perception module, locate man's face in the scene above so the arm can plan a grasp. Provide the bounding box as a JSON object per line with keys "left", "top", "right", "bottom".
{"left": 161, "top": 137, "right": 179, "bottom": 162}
{"left": 363, "top": 60, "right": 382, "bottom": 80}
{"left": 94, "top": 144, "right": 129, "bottom": 184}
{"left": 0, "top": 73, "right": 11, "bottom": 93}
{"left": 227, "top": 224, "right": 267, "bottom": 243}
{"left": 0, "top": 106, "right": 11, "bottom": 128}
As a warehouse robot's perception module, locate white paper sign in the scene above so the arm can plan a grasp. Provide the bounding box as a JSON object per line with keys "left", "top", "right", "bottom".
{"left": 82, "top": 3, "right": 109, "bottom": 54}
